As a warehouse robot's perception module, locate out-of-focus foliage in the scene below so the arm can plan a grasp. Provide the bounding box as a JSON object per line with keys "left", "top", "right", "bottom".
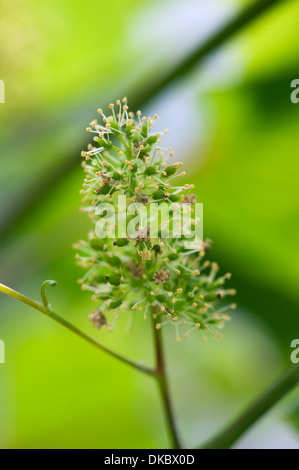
{"left": 192, "top": 0, "right": 299, "bottom": 350}
{"left": 0, "top": 0, "right": 299, "bottom": 449}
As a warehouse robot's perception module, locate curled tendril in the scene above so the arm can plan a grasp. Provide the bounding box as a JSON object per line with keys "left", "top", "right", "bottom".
{"left": 40, "top": 280, "right": 57, "bottom": 312}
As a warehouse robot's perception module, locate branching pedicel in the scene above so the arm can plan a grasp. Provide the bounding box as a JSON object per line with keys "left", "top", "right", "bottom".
{"left": 75, "top": 98, "right": 236, "bottom": 341}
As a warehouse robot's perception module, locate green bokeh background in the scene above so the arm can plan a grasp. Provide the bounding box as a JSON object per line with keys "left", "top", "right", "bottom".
{"left": 0, "top": 0, "right": 299, "bottom": 449}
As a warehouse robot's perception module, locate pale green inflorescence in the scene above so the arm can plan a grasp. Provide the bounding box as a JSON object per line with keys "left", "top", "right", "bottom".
{"left": 74, "top": 98, "right": 236, "bottom": 341}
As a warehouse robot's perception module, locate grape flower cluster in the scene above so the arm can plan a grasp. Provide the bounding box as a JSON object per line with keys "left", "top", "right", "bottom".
{"left": 74, "top": 98, "right": 236, "bottom": 342}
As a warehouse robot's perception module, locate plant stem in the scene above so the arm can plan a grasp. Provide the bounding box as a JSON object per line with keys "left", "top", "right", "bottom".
{"left": 152, "top": 315, "right": 181, "bottom": 449}
{"left": 1, "top": 281, "right": 183, "bottom": 447}
{"left": 0, "top": 283, "right": 155, "bottom": 376}
{"left": 3, "top": 281, "right": 298, "bottom": 450}
{"left": 202, "top": 364, "right": 299, "bottom": 449}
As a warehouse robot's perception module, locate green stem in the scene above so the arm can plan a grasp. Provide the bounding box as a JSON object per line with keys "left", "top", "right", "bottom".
{"left": 3, "top": 281, "right": 298, "bottom": 450}
{"left": 202, "top": 364, "right": 299, "bottom": 449}
{"left": 152, "top": 315, "right": 181, "bottom": 449}
{"left": 0, "top": 283, "right": 155, "bottom": 377}
{"left": 1, "top": 282, "right": 183, "bottom": 447}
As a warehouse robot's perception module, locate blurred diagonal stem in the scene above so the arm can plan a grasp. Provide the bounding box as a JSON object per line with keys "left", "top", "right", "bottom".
{"left": 0, "top": 283, "right": 155, "bottom": 376}
{"left": 201, "top": 364, "right": 299, "bottom": 449}
{"left": 133, "top": 0, "right": 285, "bottom": 108}
{"left": 0, "top": 0, "right": 286, "bottom": 240}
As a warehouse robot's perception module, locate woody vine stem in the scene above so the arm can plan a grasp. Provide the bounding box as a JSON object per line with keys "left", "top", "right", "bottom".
{"left": 1, "top": 281, "right": 299, "bottom": 449}
{"left": 0, "top": 281, "right": 180, "bottom": 447}
{"left": 152, "top": 311, "right": 181, "bottom": 448}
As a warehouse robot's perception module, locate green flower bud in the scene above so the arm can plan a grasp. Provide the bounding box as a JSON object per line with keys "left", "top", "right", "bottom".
{"left": 105, "top": 274, "right": 121, "bottom": 286}
{"left": 146, "top": 134, "right": 159, "bottom": 144}
{"left": 152, "top": 190, "right": 164, "bottom": 200}
{"left": 168, "top": 194, "right": 180, "bottom": 202}
{"left": 90, "top": 238, "right": 106, "bottom": 251}
{"left": 114, "top": 238, "right": 129, "bottom": 247}
{"left": 164, "top": 165, "right": 177, "bottom": 176}
{"left": 109, "top": 298, "right": 122, "bottom": 309}
{"left": 112, "top": 171, "right": 121, "bottom": 181}
{"left": 145, "top": 166, "right": 156, "bottom": 176}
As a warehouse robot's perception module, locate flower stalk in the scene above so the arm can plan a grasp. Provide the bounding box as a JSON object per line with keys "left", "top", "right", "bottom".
{"left": 152, "top": 313, "right": 182, "bottom": 449}
{"left": 0, "top": 281, "right": 181, "bottom": 447}
{"left": 2, "top": 281, "right": 299, "bottom": 448}
{"left": 0, "top": 282, "right": 155, "bottom": 376}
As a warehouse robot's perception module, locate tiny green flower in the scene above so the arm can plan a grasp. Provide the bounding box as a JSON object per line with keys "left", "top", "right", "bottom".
{"left": 75, "top": 98, "right": 236, "bottom": 341}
